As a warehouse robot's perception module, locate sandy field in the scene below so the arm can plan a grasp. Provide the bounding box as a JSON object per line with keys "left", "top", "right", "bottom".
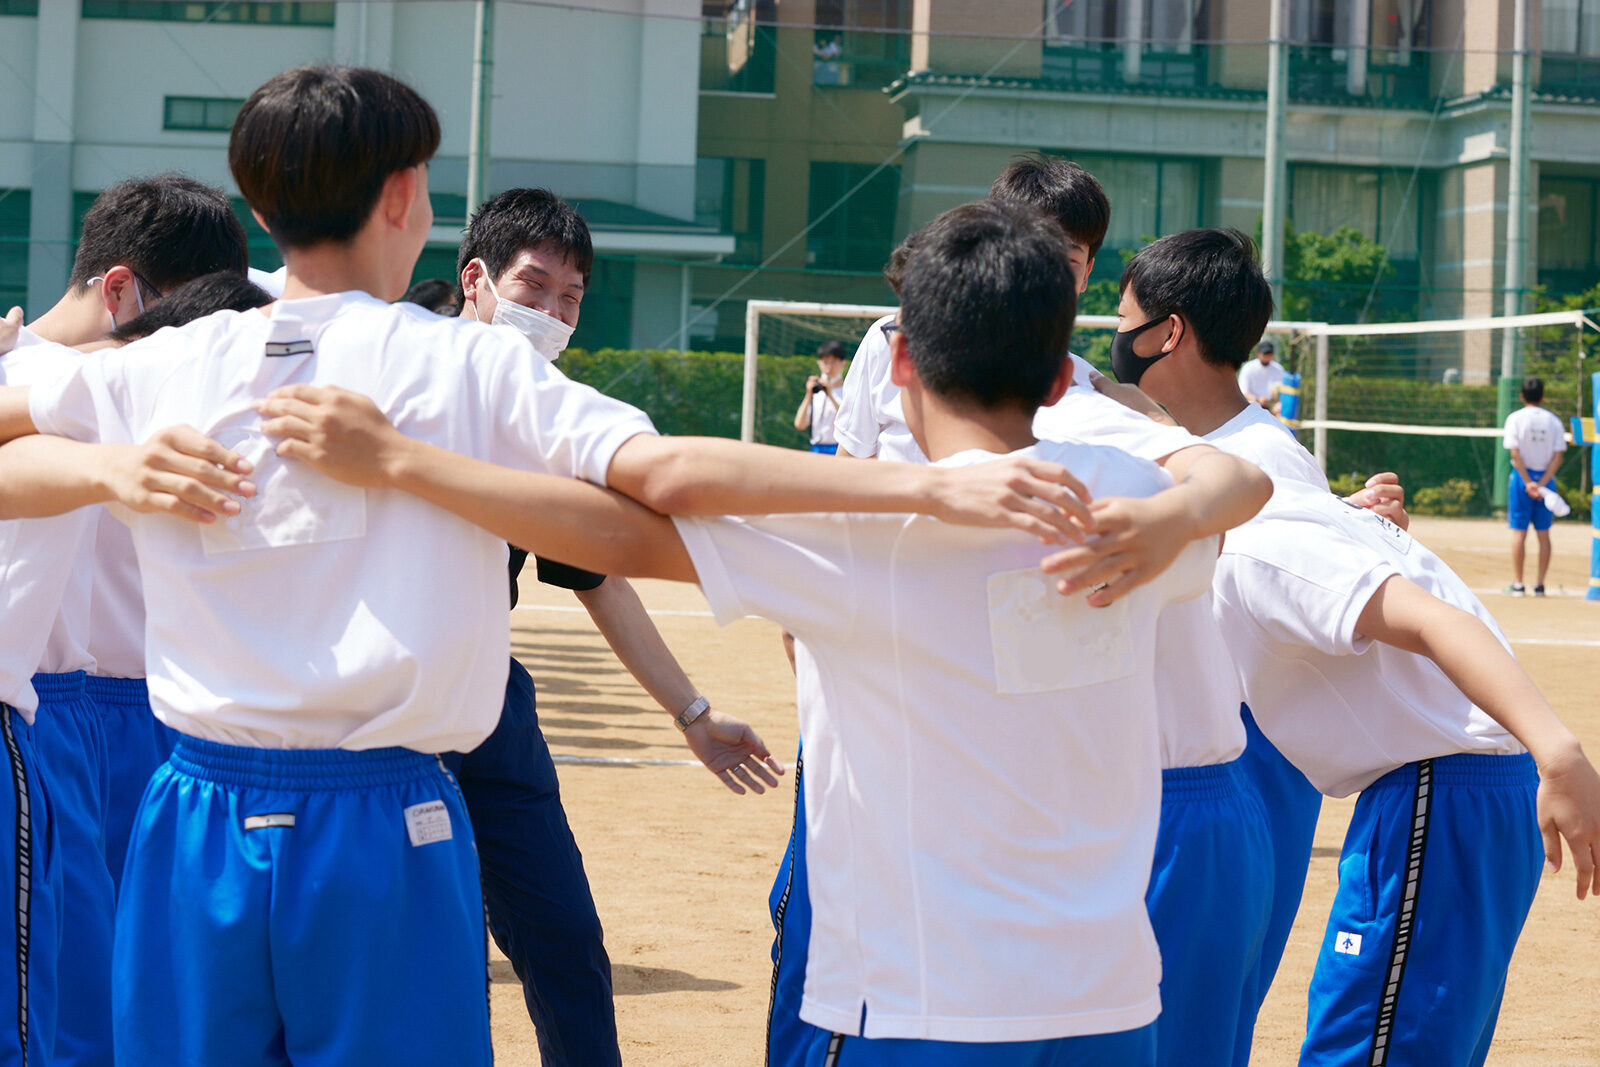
{"left": 491, "top": 516, "right": 1600, "bottom": 1066}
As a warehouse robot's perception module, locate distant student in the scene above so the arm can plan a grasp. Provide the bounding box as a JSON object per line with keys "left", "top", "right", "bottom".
{"left": 0, "top": 66, "right": 1091, "bottom": 1065}
{"left": 1237, "top": 339, "right": 1284, "bottom": 412}
{"left": 255, "top": 198, "right": 1244, "bottom": 1067}
{"left": 1103, "top": 227, "right": 1600, "bottom": 1067}
{"left": 1503, "top": 375, "right": 1566, "bottom": 596}
{"left": 794, "top": 340, "right": 848, "bottom": 453}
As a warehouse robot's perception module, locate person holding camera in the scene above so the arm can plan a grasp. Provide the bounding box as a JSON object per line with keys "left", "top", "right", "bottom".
{"left": 794, "top": 339, "right": 849, "bottom": 454}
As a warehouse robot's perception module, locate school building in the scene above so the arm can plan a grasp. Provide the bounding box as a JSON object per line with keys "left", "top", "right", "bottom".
{"left": 3, "top": 0, "right": 1600, "bottom": 369}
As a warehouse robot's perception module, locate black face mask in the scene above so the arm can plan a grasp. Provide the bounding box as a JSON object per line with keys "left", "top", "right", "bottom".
{"left": 1109, "top": 315, "right": 1176, "bottom": 386}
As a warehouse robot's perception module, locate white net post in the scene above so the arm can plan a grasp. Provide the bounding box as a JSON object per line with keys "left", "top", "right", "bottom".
{"left": 1314, "top": 329, "right": 1330, "bottom": 471}
{"left": 742, "top": 300, "right": 760, "bottom": 443}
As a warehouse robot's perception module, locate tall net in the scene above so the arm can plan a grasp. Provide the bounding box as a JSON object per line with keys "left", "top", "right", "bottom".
{"left": 743, "top": 301, "right": 897, "bottom": 445}
{"left": 1298, "top": 311, "right": 1597, "bottom": 511}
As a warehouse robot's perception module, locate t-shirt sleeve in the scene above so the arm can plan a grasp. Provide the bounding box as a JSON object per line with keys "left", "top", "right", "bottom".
{"left": 535, "top": 555, "right": 607, "bottom": 592}
{"left": 671, "top": 513, "right": 857, "bottom": 637}
{"left": 833, "top": 322, "right": 890, "bottom": 458}
{"left": 26, "top": 349, "right": 136, "bottom": 445}
{"left": 1158, "top": 535, "right": 1219, "bottom": 605}
{"left": 1035, "top": 391, "right": 1203, "bottom": 463}
{"left": 1502, "top": 411, "right": 1521, "bottom": 451}
{"left": 1218, "top": 529, "right": 1398, "bottom": 657}
{"left": 477, "top": 338, "right": 657, "bottom": 485}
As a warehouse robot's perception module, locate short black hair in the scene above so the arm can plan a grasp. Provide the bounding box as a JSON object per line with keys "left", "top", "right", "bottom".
{"left": 229, "top": 65, "right": 440, "bottom": 251}
{"left": 1522, "top": 376, "right": 1545, "bottom": 404}
{"left": 400, "top": 277, "right": 459, "bottom": 315}
{"left": 1120, "top": 228, "right": 1274, "bottom": 369}
{"left": 883, "top": 228, "right": 925, "bottom": 296}
{"left": 109, "top": 271, "right": 270, "bottom": 342}
{"left": 816, "top": 339, "right": 847, "bottom": 361}
{"left": 899, "top": 200, "right": 1077, "bottom": 412}
{"left": 68, "top": 174, "right": 248, "bottom": 295}
{"left": 989, "top": 155, "right": 1112, "bottom": 262}
{"left": 456, "top": 188, "right": 594, "bottom": 303}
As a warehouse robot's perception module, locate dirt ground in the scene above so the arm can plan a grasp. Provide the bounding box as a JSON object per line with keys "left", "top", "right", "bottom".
{"left": 493, "top": 516, "right": 1600, "bottom": 1066}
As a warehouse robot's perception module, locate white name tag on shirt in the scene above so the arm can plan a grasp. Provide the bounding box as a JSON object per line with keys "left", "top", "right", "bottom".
{"left": 404, "top": 800, "right": 453, "bottom": 847}
{"left": 987, "top": 567, "right": 1132, "bottom": 694}
{"left": 1338, "top": 502, "right": 1412, "bottom": 558}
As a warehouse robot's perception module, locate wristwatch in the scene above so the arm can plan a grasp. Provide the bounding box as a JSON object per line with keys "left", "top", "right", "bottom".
{"left": 674, "top": 695, "right": 711, "bottom": 732}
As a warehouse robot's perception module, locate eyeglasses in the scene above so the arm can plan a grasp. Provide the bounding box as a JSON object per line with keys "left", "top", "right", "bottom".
{"left": 879, "top": 321, "right": 902, "bottom": 340}
{"left": 130, "top": 270, "right": 164, "bottom": 302}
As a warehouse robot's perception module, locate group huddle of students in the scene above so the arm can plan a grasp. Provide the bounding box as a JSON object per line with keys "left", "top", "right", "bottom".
{"left": 0, "top": 62, "right": 1595, "bottom": 1067}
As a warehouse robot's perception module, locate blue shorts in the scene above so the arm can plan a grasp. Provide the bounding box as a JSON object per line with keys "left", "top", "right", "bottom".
{"left": 86, "top": 676, "right": 176, "bottom": 896}
{"left": 1302, "top": 753, "right": 1540, "bottom": 1067}
{"left": 442, "top": 657, "right": 619, "bottom": 1065}
{"left": 1237, "top": 705, "right": 1322, "bottom": 1011}
{"left": 810, "top": 443, "right": 839, "bottom": 455}
{"left": 1507, "top": 469, "right": 1552, "bottom": 531}
{"left": 768, "top": 746, "right": 814, "bottom": 1067}
{"left": 113, "top": 737, "right": 491, "bottom": 1067}
{"left": 802, "top": 1024, "right": 1156, "bottom": 1066}
{"left": 32, "top": 670, "right": 114, "bottom": 1067}
{"left": 1147, "top": 760, "right": 1273, "bottom": 1067}
{"left": 0, "top": 705, "right": 61, "bottom": 1067}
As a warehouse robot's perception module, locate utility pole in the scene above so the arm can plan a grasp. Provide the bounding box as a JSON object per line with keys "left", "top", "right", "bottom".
{"left": 1261, "top": 0, "right": 1290, "bottom": 313}
{"left": 1495, "top": 0, "right": 1531, "bottom": 509}
{"left": 466, "top": 0, "right": 495, "bottom": 217}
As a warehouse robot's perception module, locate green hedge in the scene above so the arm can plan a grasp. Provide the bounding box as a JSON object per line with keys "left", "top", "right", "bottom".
{"left": 558, "top": 348, "right": 819, "bottom": 447}
{"left": 559, "top": 350, "right": 1593, "bottom": 518}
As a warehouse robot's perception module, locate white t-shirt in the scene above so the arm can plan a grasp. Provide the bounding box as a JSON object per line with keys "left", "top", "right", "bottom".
{"left": 808, "top": 382, "right": 842, "bottom": 447}
{"left": 1211, "top": 481, "right": 1523, "bottom": 798}
{"left": 1503, "top": 405, "right": 1567, "bottom": 472}
{"left": 88, "top": 509, "right": 145, "bottom": 680}
{"left": 29, "top": 291, "right": 654, "bottom": 752}
{"left": 0, "top": 329, "right": 98, "bottom": 714}
{"left": 676, "top": 440, "right": 1216, "bottom": 1043}
{"left": 1237, "top": 358, "right": 1285, "bottom": 401}
{"left": 1035, "top": 391, "right": 1245, "bottom": 769}
{"left": 833, "top": 314, "right": 919, "bottom": 461}
{"left": 1204, "top": 402, "right": 1328, "bottom": 490}
{"left": 248, "top": 266, "right": 287, "bottom": 298}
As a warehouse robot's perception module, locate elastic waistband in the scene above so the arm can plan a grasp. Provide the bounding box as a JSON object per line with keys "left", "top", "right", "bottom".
{"left": 30, "top": 671, "right": 87, "bottom": 702}
{"left": 85, "top": 675, "right": 148, "bottom": 706}
{"left": 1162, "top": 758, "right": 1248, "bottom": 801}
{"left": 1367, "top": 751, "right": 1537, "bottom": 791}
{"left": 169, "top": 736, "right": 444, "bottom": 791}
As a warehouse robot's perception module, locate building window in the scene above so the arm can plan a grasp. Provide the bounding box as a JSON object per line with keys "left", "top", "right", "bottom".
{"left": 1545, "top": 0, "right": 1600, "bottom": 54}
{"left": 701, "top": 0, "right": 777, "bottom": 93}
{"left": 82, "top": 2, "right": 335, "bottom": 25}
{"left": 806, "top": 162, "right": 899, "bottom": 273}
{"left": 163, "top": 96, "right": 243, "bottom": 132}
{"left": 1537, "top": 176, "right": 1600, "bottom": 296}
{"left": 696, "top": 157, "right": 765, "bottom": 264}
{"left": 1289, "top": 165, "right": 1421, "bottom": 259}
{"left": 0, "top": 2, "right": 39, "bottom": 16}
{"left": 1064, "top": 154, "right": 1204, "bottom": 275}
{"left": 0, "top": 190, "right": 29, "bottom": 313}
{"left": 1042, "top": 1, "right": 1208, "bottom": 89}
{"left": 813, "top": 0, "right": 909, "bottom": 89}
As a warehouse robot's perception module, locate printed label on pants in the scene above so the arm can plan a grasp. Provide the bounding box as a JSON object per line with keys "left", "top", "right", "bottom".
{"left": 1334, "top": 931, "right": 1362, "bottom": 956}
{"left": 243, "top": 812, "right": 296, "bottom": 831}
{"left": 404, "top": 800, "right": 453, "bottom": 847}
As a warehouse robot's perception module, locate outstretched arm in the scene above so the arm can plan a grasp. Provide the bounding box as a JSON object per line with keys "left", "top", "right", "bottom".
{"left": 604, "top": 432, "right": 1092, "bottom": 543}
{"left": 572, "top": 576, "right": 784, "bottom": 795}
{"left": 0, "top": 428, "right": 254, "bottom": 522}
{"left": 257, "top": 384, "right": 1096, "bottom": 544}
{"left": 1039, "top": 444, "right": 1272, "bottom": 606}
{"left": 1357, "top": 575, "right": 1600, "bottom": 899}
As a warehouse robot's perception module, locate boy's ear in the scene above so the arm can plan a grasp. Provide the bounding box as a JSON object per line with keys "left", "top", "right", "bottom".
{"left": 380, "top": 165, "right": 421, "bottom": 231}
{"left": 1078, "top": 257, "right": 1095, "bottom": 295}
{"left": 98, "top": 265, "right": 136, "bottom": 315}
{"left": 1161, "top": 313, "right": 1186, "bottom": 354}
{"left": 888, "top": 331, "right": 916, "bottom": 389}
{"left": 1041, "top": 353, "right": 1075, "bottom": 407}
{"left": 460, "top": 258, "right": 483, "bottom": 302}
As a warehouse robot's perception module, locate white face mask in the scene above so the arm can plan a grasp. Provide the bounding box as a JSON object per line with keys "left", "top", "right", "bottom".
{"left": 469, "top": 260, "right": 576, "bottom": 361}
{"left": 89, "top": 274, "right": 145, "bottom": 332}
